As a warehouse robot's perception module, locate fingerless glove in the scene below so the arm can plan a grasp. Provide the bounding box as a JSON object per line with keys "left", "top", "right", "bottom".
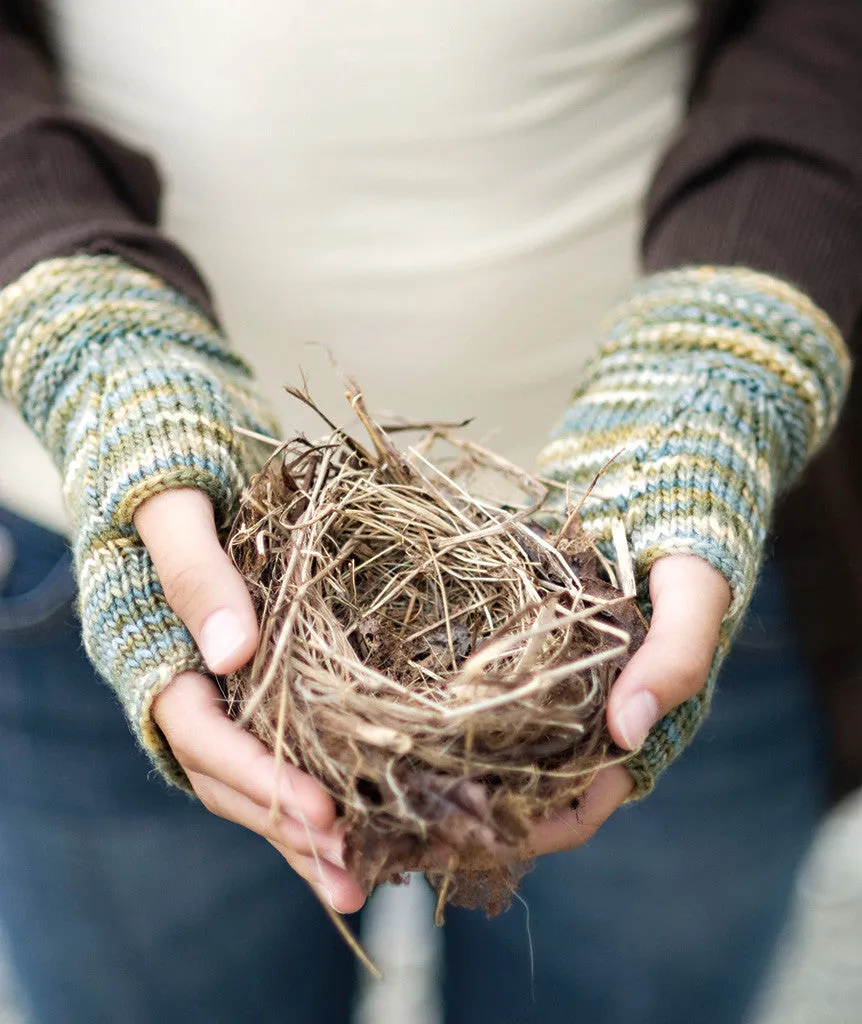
{"left": 0, "top": 255, "right": 277, "bottom": 786}
{"left": 538, "top": 266, "right": 850, "bottom": 795}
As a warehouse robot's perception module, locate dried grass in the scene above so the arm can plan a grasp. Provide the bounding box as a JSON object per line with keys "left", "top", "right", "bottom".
{"left": 226, "top": 384, "right": 644, "bottom": 929}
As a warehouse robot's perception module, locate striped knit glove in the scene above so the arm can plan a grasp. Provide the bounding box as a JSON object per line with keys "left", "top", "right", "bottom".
{"left": 0, "top": 255, "right": 277, "bottom": 786}
{"left": 538, "top": 266, "right": 850, "bottom": 796}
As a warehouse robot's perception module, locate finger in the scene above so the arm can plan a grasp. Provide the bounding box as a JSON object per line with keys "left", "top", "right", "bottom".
{"left": 134, "top": 487, "right": 258, "bottom": 674}
{"left": 608, "top": 554, "right": 731, "bottom": 751}
{"left": 270, "top": 840, "right": 368, "bottom": 915}
{"left": 188, "top": 769, "right": 345, "bottom": 860}
{"left": 524, "top": 765, "right": 633, "bottom": 856}
{"left": 153, "top": 672, "right": 336, "bottom": 831}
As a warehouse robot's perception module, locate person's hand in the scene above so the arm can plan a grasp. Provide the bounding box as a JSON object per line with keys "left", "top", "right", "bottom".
{"left": 0, "top": 255, "right": 369, "bottom": 910}
{"left": 137, "top": 488, "right": 368, "bottom": 914}
{"left": 139, "top": 495, "right": 729, "bottom": 878}
{"left": 536, "top": 266, "right": 848, "bottom": 803}
{"left": 522, "top": 553, "right": 730, "bottom": 857}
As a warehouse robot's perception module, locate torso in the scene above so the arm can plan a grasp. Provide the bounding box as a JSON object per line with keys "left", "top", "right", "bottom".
{"left": 0, "top": 0, "right": 694, "bottom": 532}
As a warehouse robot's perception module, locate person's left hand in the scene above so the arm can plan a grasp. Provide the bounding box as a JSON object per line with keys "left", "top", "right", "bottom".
{"left": 521, "top": 552, "right": 730, "bottom": 857}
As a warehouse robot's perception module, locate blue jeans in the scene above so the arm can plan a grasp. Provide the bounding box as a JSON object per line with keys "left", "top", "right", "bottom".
{"left": 0, "top": 507, "right": 825, "bottom": 1024}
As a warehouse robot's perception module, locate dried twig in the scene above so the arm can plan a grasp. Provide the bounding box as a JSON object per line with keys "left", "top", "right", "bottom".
{"left": 226, "top": 389, "right": 645, "bottom": 932}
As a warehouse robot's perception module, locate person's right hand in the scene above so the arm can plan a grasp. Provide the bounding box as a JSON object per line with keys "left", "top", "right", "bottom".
{"left": 0, "top": 256, "right": 366, "bottom": 910}
{"left": 137, "top": 488, "right": 368, "bottom": 915}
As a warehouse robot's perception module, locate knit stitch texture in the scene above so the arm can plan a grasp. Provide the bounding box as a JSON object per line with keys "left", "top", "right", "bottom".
{"left": 0, "top": 255, "right": 277, "bottom": 787}
{"left": 0, "top": 258, "right": 851, "bottom": 797}
{"left": 538, "top": 266, "right": 850, "bottom": 795}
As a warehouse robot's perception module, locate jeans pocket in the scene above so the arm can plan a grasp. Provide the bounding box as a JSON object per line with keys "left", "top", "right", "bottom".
{"left": 0, "top": 508, "right": 77, "bottom": 643}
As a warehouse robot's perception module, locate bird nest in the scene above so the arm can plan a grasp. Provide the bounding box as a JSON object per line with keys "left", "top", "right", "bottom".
{"left": 226, "top": 386, "right": 644, "bottom": 926}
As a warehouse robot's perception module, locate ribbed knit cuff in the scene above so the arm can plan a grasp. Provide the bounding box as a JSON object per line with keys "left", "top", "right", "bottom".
{"left": 538, "top": 266, "right": 850, "bottom": 794}
{"left": 74, "top": 523, "right": 207, "bottom": 790}
{"left": 0, "top": 254, "right": 278, "bottom": 784}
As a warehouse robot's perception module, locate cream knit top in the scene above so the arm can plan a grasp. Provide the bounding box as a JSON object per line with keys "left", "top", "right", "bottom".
{"left": 0, "top": 0, "right": 693, "bottom": 533}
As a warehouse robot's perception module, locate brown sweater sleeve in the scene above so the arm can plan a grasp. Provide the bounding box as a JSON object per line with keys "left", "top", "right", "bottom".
{"left": 644, "top": 0, "right": 862, "bottom": 341}
{"left": 0, "top": 1, "right": 215, "bottom": 315}
{"left": 645, "top": 0, "right": 862, "bottom": 801}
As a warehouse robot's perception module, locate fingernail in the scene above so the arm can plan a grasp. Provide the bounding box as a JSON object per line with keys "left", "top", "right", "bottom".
{"left": 323, "top": 849, "right": 345, "bottom": 870}
{"left": 617, "top": 691, "right": 660, "bottom": 750}
{"left": 199, "top": 608, "right": 248, "bottom": 671}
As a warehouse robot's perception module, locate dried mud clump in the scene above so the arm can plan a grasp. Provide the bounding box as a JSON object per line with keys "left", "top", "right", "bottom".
{"left": 226, "top": 386, "right": 645, "bottom": 921}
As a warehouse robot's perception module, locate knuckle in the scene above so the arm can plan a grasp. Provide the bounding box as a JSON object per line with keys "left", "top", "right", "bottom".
{"left": 676, "top": 651, "right": 712, "bottom": 693}
{"left": 191, "top": 776, "right": 220, "bottom": 815}
{"left": 656, "top": 646, "right": 712, "bottom": 702}
{"left": 158, "top": 559, "right": 211, "bottom": 618}
{"left": 236, "top": 744, "right": 277, "bottom": 796}
{"left": 166, "top": 733, "right": 204, "bottom": 775}
{"left": 269, "top": 840, "right": 306, "bottom": 874}
{"left": 266, "top": 816, "right": 299, "bottom": 850}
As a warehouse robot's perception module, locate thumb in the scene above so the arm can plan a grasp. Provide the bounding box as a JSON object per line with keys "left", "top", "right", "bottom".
{"left": 134, "top": 487, "right": 258, "bottom": 674}
{"left": 607, "top": 554, "right": 731, "bottom": 751}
